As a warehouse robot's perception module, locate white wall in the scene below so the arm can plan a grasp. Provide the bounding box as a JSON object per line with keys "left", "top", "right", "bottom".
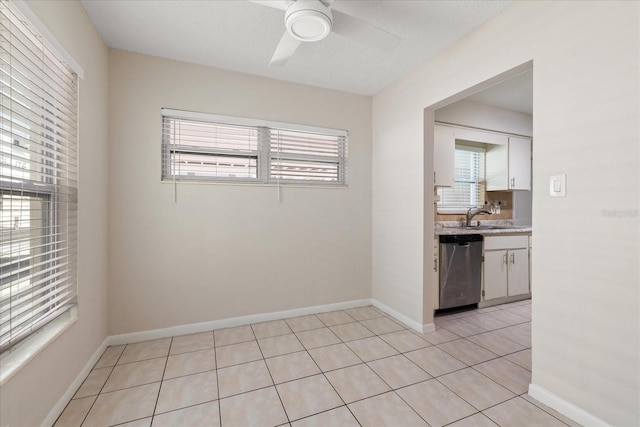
{"left": 0, "top": 1, "right": 109, "bottom": 426}
{"left": 108, "top": 50, "right": 372, "bottom": 335}
{"left": 435, "top": 99, "right": 533, "bottom": 137}
{"left": 373, "top": 1, "right": 638, "bottom": 425}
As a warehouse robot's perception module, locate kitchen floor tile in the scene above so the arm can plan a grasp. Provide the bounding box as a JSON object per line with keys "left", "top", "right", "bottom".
{"left": 348, "top": 392, "right": 428, "bottom": 426}
{"left": 437, "top": 339, "right": 499, "bottom": 366}
{"left": 438, "top": 318, "right": 488, "bottom": 337}
{"left": 367, "top": 354, "right": 431, "bottom": 389}
{"left": 214, "top": 325, "right": 255, "bottom": 347}
{"left": 345, "top": 336, "right": 398, "bottom": 362}
{"left": 493, "top": 324, "right": 531, "bottom": 347}
{"left": 324, "top": 363, "right": 390, "bottom": 403}
{"left": 405, "top": 346, "right": 466, "bottom": 377}
{"left": 54, "top": 395, "right": 96, "bottom": 427}
{"left": 258, "top": 333, "right": 304, "bottom": 358}
{"left": 217, "top": 359, "right": 273, "bottom": 398}
{"left": 378, "top": 330, "right": 430, "bottom": 353}
{"left": 419, "top": 328, "right": 461, "bottom": 345}
{"left": 315, "top": 310, "right": 356, "bottom": 326}
{"left": 151, "top": 401, "right": 220, "bottom": 427}
{"left": 438, "top": 367, "right": 515, "bottom": 410}
{"left": 344, "top": 306, "right": 384, "bottom": 321}
{"left": 118, "top": 339, "right": 171, "bottom": 364}
{"left": 461, "top": 313, "right": 510, "bottom": 331}
{"left": 219, "top": 386, "right": 287, "bottom": 427}
{"left": 74, "top": 367, "right": 112, "bottom": 398}
{"left": 467, "top": 331, "right": 526, "bottom": 356}
{"left": 83, "top": 383, "right": 160, "bottom": 427}
{"left": 396, "top": 379, "right": 477, "bottom": 427}
{"left": 117, "top": 418, "right": 151, "bottom": 427}
{"left": 276, "top": 374, "right": 343, "bottom": 421}
{"left": 329, "top": 322, "right": 375, "bottom": 342}
{"left": 483, "top": 396, "right": 568, "bottom": 426}
{"left": 295, "top": 327, "right": 341, "bottom": 349}
{"left": 102, "top": 358, "right": 166, "bottom": 393}
{"left": 94, "top": 345, "right": 125, "bottom": 369}
{"left": 215, "top": 340, "right": 262, "bottom": 368}
{"left": 155, "top": 370, "right": 218, "bottom": 414}
{"left": 164, "top": 348, "right": 216, "bottom": 379}
{"left": 169, "top": 331, "right": 214, "bottom": 355}
{"left": 265, "top": 351, "right": 321, "bottom": 384}
{"left": 359, "top": 317, "right": 405, "bottom": 335}
{"left": 285, "top": 315, "right": 325, "bottom": 332}
{"left": 251, "top": 319, "right": 292, "bottom": 339}
{"left": 290, "top": 406, "right": 359, "bottom": 427}
{"left": 504, "top": 348, "right": 532, "bottom": 371}
{"left": 474, "top": 358, "right": 531, "bottom": 394}
{"left": 307, "top": 343, "right": 362, "bottom": 372}
{"left": 521, "top": 394, "right": 582, "bottom": 427}
{"left": 484, "top": 310, "right": 529, "bottom": 326}
{"left": 448, "top": 413, "right": 499, "bottom": 427}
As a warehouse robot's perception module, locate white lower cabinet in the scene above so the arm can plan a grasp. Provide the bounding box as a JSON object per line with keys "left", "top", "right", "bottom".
{"left": 483, "top": 235, "right": 530, "bottom": 301}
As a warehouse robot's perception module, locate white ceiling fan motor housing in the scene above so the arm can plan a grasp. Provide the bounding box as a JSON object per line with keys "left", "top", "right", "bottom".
{"left": 285, "top": 0, "right": 333, "bottom": 42}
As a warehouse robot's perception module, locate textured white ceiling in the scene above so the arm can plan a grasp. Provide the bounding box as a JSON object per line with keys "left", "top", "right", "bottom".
{"left": 80, "top": 0, "right": 514, "bottom": 96}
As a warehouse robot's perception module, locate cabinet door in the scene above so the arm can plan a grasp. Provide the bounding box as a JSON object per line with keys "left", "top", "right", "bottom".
{"left": 485, "top": 143, "right": 509, "bottom": 191}
{"left": 508, "top": 137, "right": 531, "bottom": 190}
{"left": 483, "top": 250, "right": 508, "bottom": 300}
{"left": 434, "top": 125, "right": 455, "bottom": 187}
{"left": 507, "top": 248, "right": 530, "bottom": 296}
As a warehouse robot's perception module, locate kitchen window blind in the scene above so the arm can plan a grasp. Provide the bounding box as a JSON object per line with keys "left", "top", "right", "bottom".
{"left": 161, "top": 109, "right": 347, "bottom": 186}
{"left": 437, "top": 146, "right": 485, "bottom": 213}
{"left": 0, "top": 0, "right": 78, "bottom": 354}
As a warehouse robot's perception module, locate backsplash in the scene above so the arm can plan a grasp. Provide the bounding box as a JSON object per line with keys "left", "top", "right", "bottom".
{"left": 434, "top": 190, "right": 513, "bottom": 222}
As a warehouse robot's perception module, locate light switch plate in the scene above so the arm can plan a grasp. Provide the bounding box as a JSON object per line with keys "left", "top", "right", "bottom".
{"left": 549, "top": 174, "right": 566, "bottom": 197}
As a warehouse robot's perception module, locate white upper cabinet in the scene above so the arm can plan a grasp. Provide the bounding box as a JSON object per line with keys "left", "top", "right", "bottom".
{"left": 433, "top": 125, "right": 455, "bottom": 187}
{"left": 486, "top": 136, "right": 531, "bottom": 191}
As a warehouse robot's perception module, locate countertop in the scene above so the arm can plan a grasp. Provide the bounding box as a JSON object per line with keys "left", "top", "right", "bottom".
{"left": 435, "top": 221, "right": 532, "bottom": 236}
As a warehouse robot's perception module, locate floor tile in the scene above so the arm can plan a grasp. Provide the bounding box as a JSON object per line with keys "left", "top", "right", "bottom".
{"left": 437, "top": 318, "right": 488, "bottom": 337}
{"left": 215, "top": 340, "right": 263, "bottom": 368}
{"left": 118, "top": 339, "right": 171, "bottom": 364}
{"left": 474, "top": 358, "right": 531, "bottom": 394}
{"left": 345, "top": 336, "right": 398, "bottom": 362}
{"left": 164, "top": 348, "right": 216, "bottom": 379}
{"left": 94, "top": 345, "right": 125, "bottom": 369}
{"left": 276, "top": 374, "right": 343, "bottom": 421}
{"left": 461, "top": 313, "right": 510, "bottom": 331}
{"left": 214, "top": 325, "right": 255, "bottom": 347}
{"left": 170, "top": 331, "right": 214, "bottom": 355}
{"left": 344, "top": 306, "right": 384, "bottom": 321}
{"left": 438, "top": 367, "right": 515, "bottom": 411}
{"left": 265, "top": 351, "right": 321, "bottom": 384}
{"left": 219, "top": 387, "right": 287, "bottom": 427}
{"left": 74, "top": 367, "right": 112, "bottom": 398}
{"left": 285, "top": 315, "right": 325, "bottom": 332}
{"left": 315, "top": 310, "right": 356, "bottom": 326}
{"left": 379, "top": 330, "right": 430, "bottom": 353}
{"left": 324, "top": 363, "right": 390, "bottom": 403}
{"left": 102, "top": 358, "right": 166, "bottom": 393}
{"left": 151, "top": 401, "right": 220, "bottom": 427}
{"left": 493, "top": 324, "right": 531, "bottom": 347}
{"left": 521, "top": 394, "right": 582, "bottom": 427}
{"left": 359, "top": 317, "right": 405, "bottom": 335}
{"left": 484, "top": 310, "right": 529, "bottom": 326}
{"left": 437, "top": 339, "right": 499, "bottom": 366}
{"left": 504, "top": 348, "right": 532, "bottom": 371}
{"left": 307, "top": 343, "right": 362, "bottom": 372}
{"left": 467, "top": 331, "right": 526, "bottom": 356}
{"left": 348, "top": 391, "right": 427, "bottom": 426}
{"left": 448, "top": 413, "right": 499, "bottom": 427}
{"left": 329, "top": 322, "right": 374, "bottom": 342}
{"left": 119, "top": 418, "right": 151, "bottom": 427}
{"left": 54, "top": 395, "right": 96, "bottom": 427}
{"left": 483, "top": 396, "right": 568, "bottom": 426}
{"left": 258, "top": 333, "right": 304, "bottom": 358}
{"left": 397, "top": 379, "right": 477, "bottom": 427}
{"left": 295, "top": 328, "right": 341, "bottom": 349}
{"left": 155, "top": 370, "right": 218, "bottom": 414}
{"left": 290, "top": 406, "right": 359, "bottom": 427}
{"left": 217, "top": 360, "right": 273, "bottom": 398}
{"left": 367, "top": 354, "right": 431, "bottom": 389}
{"left": 419, "top": 328, "right": 461, "bottom": 345}
{"left": 83, "top": 383, "right": 160, "bottom": 427}
{"left": 251, "top": 320, "right": 292, "bottom": 339}
{"left": 405, "top": 346, "right": 466, "bottom": 377}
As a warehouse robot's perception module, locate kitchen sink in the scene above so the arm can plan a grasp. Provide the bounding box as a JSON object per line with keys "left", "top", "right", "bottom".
{"left": 446, "top": 225, "right": 525, "bottom": 230}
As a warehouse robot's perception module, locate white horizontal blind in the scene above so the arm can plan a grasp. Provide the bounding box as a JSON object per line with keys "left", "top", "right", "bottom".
{"left": 162, "top": 110, "right": 347, "bottom": 185}
{"left": 437, "top": 146, "right": 485, "bottom": 212}
{"left": 0, "top": 0, "right": 78, "bottom": 353}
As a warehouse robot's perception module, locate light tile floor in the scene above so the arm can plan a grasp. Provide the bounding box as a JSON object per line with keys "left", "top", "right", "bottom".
{"left": 55, "top": 300, "right": 580, "bottom": 427}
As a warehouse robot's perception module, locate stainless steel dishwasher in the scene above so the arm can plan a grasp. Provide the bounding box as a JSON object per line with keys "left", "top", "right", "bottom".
{"left": 439, "top": 234, "right": 483, "bottom": 309}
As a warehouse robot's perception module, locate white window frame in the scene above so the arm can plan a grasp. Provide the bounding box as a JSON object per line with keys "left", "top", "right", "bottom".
{"left": 161, "top": 108, "right": 348, "bottom": 186}
{"left": 437, "top": 144, "right": 486, "bottom": 214}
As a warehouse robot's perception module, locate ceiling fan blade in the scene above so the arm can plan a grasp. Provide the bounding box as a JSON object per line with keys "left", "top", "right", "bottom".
{"left": 248, "top": 0, "right": 293, "bottom": 11}
{"left": 269, "top": 31, "right": 302, "bottom": 67}
{"left": 331, "top": 10, "right": 400, "bottom": 53}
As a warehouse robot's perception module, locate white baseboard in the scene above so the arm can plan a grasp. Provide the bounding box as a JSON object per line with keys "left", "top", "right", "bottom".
{"left": 371, "top": 299, "right": 428, "bottom": 333}
{"left": 528, "top": 383, "right": 609, "bottom": 427}
{"left": 109, "top": 299, "right": 372, "bottom": 346}
{"left": 42, "top": 337, "right": 109, "bottom": 427}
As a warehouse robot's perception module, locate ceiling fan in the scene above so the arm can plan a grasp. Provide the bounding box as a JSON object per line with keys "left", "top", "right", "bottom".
{"left": 251, "top": 0, "right": 401, "bottom": 66}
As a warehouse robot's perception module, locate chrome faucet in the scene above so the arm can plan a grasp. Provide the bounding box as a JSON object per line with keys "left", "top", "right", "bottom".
{"left": 466, "top": 206, "right": 492, "bottom": 227}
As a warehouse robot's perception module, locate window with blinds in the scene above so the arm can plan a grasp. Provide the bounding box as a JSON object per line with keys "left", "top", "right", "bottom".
{"left": 162, "top": 109, "right": 347, "bottom": 185}
{"left": 0, "top": 1, "right": 78, "bottom": 354}
{"left": 437, "top": 146, "right": 485, "bottom": 213}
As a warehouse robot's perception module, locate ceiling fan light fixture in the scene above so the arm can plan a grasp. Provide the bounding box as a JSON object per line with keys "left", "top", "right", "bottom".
{"left": 285, "top": 0, "right": 332, "bottom": 42}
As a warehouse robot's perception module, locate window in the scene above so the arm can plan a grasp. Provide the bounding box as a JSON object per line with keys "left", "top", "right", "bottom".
{"left": 161, "top": 109, "right": 347, "bottom": 185}
{"left": 0, "top": 1, "right": 78, "bottom": 354}
{"left": 437, "top": 145, "right": 485, "bottom": 213}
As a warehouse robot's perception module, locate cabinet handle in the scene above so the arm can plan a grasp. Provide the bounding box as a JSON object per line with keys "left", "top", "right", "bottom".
{"left": 434, "top": 258, "right": 437, "bottom": 272}
{"left": 510, "top": 253, "right": 515, "bottom": 264}
{"left": 502, "top": 254, "right": 508, "bottom": 265}
{"left": 511, "top": 177, "right": 515, "bottom": 188}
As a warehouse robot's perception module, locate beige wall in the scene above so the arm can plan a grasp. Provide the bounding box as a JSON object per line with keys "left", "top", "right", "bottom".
{"left": 373, "top": 1, "right": 639, "bottom": 425}
{"left": 107, "top": 50, "right": 372, "bottom": 335}
{"left": 0, "top": 1, "right": 109, "bottom": 426}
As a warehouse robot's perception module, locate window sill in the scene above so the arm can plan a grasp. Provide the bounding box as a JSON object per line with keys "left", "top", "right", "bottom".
{"left": 0, "top": 308, "right": 78, "bottom": 386}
